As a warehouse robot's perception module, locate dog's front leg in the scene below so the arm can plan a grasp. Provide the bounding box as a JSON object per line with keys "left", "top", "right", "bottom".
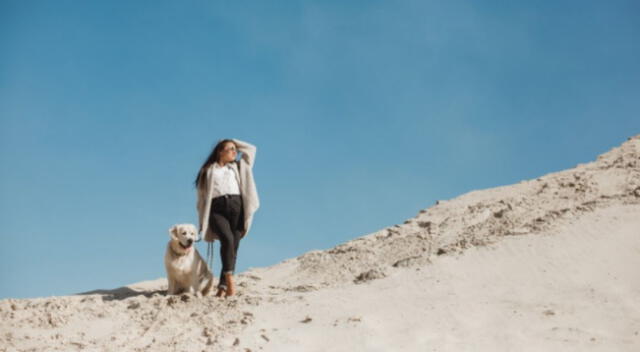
{"left": 190, "top": 281, "right": 203, "bottom": 297}
{"left": 187, "top": 282, "right": 196, "bottom": 295}
{"left": 167, "top": 278, "right": 177, "bottom": 295}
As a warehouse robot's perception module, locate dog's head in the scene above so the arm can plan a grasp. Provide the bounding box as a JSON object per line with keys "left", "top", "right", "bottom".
{"left": 169, "top": 224, "right": 198, "bottom": 251}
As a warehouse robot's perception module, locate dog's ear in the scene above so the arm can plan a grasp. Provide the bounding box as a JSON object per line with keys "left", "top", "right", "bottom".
{"left": 169, "top": 225, "right": 179, "bottom": 240}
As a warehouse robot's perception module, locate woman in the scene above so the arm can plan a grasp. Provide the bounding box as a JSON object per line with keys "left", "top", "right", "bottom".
{"left": 195, "top": 139, "right": 259, "bottom": 297}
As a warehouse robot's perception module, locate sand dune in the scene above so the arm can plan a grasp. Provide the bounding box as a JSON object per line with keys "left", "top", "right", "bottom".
{"left": 2, "top": 136, "right": 639, "bottom": 352}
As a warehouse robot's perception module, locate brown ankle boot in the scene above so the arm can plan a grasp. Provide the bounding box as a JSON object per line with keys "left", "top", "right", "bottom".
{"left": 224, "top": 273, "right": 235, "bottom": 297}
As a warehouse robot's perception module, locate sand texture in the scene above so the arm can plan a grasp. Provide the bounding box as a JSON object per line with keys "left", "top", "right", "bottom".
{"left": 2, "top": 135, "right": 640, "bottom": 352}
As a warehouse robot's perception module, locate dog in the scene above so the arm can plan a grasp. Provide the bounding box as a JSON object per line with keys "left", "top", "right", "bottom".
{"left": 164, "top": 223, "right": 214, "bottom": 296}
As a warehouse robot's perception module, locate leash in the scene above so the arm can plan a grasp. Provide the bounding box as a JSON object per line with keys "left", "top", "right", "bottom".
{"left": 206, "top": 241, "right": 214, "bottom": 272}
{"left": 198, "top": 231, "right": 215, "bottom": 272}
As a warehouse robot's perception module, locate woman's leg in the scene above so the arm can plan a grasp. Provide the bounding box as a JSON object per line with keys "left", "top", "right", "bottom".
{"left": 223, "top": 196, "right": 244, "bottom": 296}
{"left": 209, "top": 196, "right": 244, "bottom": 292}
{"left": 210, "top": 212, "right": 235, "bottom": 285}
{"left": 209, "top": 206, "right": 236, "bottom": 291}
{"left": 229, "top": 198, "right": 244, "bottom": 272}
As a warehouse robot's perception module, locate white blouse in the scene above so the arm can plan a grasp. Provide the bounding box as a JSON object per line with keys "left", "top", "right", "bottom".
{"left": 209, "top": 162, "right": 241, "bottom": 199}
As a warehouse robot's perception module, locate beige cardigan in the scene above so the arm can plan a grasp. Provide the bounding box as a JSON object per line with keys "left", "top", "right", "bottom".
{"left": 197, "top": 139, "right": 260, "bottom": 242}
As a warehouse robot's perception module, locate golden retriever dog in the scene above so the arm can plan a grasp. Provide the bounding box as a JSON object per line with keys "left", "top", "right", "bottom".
{"left": 164, "top": 224, "right": 213, "bottom": 296}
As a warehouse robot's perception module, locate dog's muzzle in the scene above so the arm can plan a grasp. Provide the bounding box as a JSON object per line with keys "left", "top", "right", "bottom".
{"left": 180, "top": 239, "right": 194, "bottom": 250}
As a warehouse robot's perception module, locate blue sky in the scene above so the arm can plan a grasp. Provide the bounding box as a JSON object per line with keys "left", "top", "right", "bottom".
{"left": 1, "top": 0, "right": 638, "bottom": 299}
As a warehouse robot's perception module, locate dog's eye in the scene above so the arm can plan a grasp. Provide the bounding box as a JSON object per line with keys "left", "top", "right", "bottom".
{"left": 182, "top": 232, "right": 187, "bottom": 235}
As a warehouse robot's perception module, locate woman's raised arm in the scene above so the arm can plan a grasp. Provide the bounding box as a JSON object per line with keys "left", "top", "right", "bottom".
{"left": 232, "top": 139, "right": 257, "bottom": 168}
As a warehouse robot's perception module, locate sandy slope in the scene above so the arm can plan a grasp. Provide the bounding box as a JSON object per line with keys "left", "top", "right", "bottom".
{"left": 240, "top": 204, "right": 640, "bottom": 352}
{"left": 1, "top": 135, "right": 639, "bottom": 352}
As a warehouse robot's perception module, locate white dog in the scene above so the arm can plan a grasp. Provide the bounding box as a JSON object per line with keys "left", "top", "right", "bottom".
{"left": 164, "top": 223, "right": 214, "bottom": 296}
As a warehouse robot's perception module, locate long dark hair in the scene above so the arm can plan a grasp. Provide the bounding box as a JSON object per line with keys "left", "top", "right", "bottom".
{"left": 194, "top": 139, "right": 236, "bottom": 189}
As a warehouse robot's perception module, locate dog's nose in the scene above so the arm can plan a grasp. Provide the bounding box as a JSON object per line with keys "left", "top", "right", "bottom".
{"left": 186, "top": 239, "right": 193, "bottom": 246}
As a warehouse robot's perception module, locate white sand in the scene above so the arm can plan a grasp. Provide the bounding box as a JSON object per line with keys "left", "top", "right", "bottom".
{"left": 1, "top": 135, "right": 639, "bottom": 352}
{"left": 240, "top": 204, "right": 640, "bottom": 352}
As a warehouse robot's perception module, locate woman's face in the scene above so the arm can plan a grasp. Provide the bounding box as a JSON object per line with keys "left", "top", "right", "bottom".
{"left": 218, "top": 142, "right": 237, "bottom": 164}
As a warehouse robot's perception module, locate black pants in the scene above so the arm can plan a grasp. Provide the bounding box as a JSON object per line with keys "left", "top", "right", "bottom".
{"left": 209, "top": 194, "right": 244, "bottom": 289}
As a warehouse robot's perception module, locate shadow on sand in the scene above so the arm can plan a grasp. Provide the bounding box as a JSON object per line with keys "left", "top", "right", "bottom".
{"left": 79, "top": 287, "right": 167, "bottom": 301}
